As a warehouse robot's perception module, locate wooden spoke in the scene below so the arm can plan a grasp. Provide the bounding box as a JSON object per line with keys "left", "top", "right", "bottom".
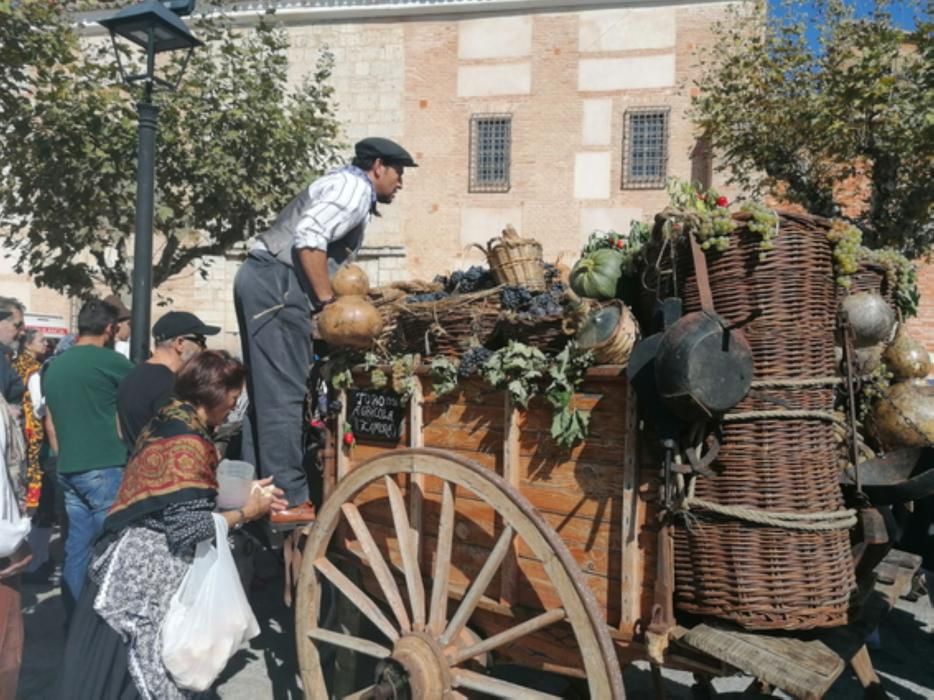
{"left": 428, "top": 481, "right": 455, "bottom": 636}
{"left": 313, "top": 558, "right": 399, "bottom": 643}
{"left": 385, "top": 475, "right": 426, "bottom": 630}
{"left": 307, "top": 627, "right": 391, "bottom": 659}
{"left": 440, "top": 525, "right": 514, "bottom": 647}
{"left": 342, "top": 686, "right": 376, "bottom": 700}
{"left": 340, "top": 503, "right": 412, "bottom": 633}
{"left": 452, "top": 668, "right": 563, "bottom": 700}
{"left": 448, "top": 608, "right": 567, "bottom": 666}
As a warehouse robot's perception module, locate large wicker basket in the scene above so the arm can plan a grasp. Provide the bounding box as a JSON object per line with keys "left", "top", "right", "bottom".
{"left": 657, "top": 210, "right": 855, "bottom": 630}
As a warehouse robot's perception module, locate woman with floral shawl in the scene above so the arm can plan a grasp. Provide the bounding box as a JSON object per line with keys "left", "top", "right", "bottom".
{"left": 12, "top": 329, "right": 48, "bottom": 511}
{"left": 61, "top": 351, "right": 286, "bottom": 699}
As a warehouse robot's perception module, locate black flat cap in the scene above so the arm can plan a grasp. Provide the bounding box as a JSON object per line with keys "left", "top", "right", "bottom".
{"left": 355, "top": 137, "right": 418, "bottom": 167}
{"left": 152, "top": 311, "right": 221, "bottom": 342}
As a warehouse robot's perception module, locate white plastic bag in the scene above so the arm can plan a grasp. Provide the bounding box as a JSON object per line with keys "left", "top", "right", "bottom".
{"left": 161, "top": 513, "right": 259, "bottom": 691}
{"left": 0, "top": 415, "right": 29, "bottom": 559}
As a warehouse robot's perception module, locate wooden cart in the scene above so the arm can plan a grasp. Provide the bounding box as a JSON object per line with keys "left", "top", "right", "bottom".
{"left": 294, "top": 367, "right": 917, "bottom": 699}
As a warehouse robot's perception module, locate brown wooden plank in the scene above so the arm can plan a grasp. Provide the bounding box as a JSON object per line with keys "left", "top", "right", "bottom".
{"left": 354, "top": 488, "right": 625, "bottom": 576}
{"left": 500, "top": 394, "right": 521, "bottom": 605}
{"left": 619, "top": 379, "right": 644, "bottom": 634}
{"left": 679, "top": 625, "right": 844, "bottom": 700}
{"left": 340, "top": 525, "right": 622, "bottom": 622}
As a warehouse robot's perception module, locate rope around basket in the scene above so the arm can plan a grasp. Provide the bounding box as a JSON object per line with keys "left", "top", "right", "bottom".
{"left": 721, "top": 409, "right": 845, "bottom": 425}
{"left": 750, "top": 376, "right": 843, "bottom": 388}
{"left": 675, "top": 477, "right": 857, "bottom": 532}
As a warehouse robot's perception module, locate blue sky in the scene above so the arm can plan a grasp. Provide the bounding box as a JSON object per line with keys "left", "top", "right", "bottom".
{"left": 770, "top": 0, "right": 923, "bottom": 31}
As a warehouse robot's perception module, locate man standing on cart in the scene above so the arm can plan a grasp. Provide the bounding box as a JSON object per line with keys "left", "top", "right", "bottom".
{"left": 234, "top": 137, "right": 416, "bottom": 525}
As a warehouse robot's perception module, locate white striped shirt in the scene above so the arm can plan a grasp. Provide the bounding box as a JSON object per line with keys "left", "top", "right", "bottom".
{"left": 253, "top": 168, "right": 375, "bottom": 254}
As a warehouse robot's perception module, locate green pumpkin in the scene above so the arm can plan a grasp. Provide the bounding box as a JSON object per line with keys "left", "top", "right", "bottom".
{"left": 570, "top": 249, "right": 624, "bottom": 299}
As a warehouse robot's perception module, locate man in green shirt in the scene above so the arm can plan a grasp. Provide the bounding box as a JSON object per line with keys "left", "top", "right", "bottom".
{"left": 44, "top": 298, "right": 133, "bottom": 612}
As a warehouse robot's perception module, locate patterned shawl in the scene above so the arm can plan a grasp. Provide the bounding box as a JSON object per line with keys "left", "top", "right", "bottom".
{"left": 105, "top": 400, "right": 218, "bottom": 534}
{"left": 13, "top": 351, "right": 43, "bottom": 510}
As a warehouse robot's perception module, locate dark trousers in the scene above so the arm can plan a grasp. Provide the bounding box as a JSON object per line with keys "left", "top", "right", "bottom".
{"left": 234, "top": 252, "right": 313, "bottom": 507}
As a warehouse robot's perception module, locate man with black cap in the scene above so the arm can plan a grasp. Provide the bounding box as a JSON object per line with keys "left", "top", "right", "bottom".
{"left": 104, "top": 294, "right": 132, "bottom": 359}
{"left": 117, "top": 311, "right": 220, "bottom": 450}
{"left": 234, "top": 136, "right": 416, "bottom": 524}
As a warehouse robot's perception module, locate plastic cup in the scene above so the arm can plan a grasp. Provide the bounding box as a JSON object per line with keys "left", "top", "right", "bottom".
{"left": 216, "top": 459, "right": 255, "bottom": 510}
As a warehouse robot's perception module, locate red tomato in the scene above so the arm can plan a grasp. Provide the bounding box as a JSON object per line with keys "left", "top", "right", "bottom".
{"left": 717, "top": 196, "right": 729, "bottom": 207}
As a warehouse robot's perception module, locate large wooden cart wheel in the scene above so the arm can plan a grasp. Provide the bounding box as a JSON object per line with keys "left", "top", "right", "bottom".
{"left": 296, "top": 448, "right": 624, "bottom": 699}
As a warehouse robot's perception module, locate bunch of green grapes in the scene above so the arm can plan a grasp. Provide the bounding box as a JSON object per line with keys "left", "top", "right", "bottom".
{"left": 741, "top": 202, "right": 780, "bottom": 261}
{"left": 826, "top": 221, "right": 863, "bottom": 288}
{"left": 858, "top": 361, "right": 893, "bottom": 421}
{"left": 865, "top": 247, "right": 920, "bottom": 318}
{"left": 694, "top": 205, "right": 734, "bottom": 252}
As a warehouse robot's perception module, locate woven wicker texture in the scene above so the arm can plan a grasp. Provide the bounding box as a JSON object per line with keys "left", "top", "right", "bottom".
{"left": 392, "top": 290, "right": 501, "bottom": 357}
{"left": 495, "top": 314, "right": 570, "bottom": 354}
{"left": 661, "top": 210, "right": 855, "bottom": 630}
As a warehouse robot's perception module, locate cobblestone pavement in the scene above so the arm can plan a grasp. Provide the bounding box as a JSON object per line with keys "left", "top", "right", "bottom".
{"left": 17, "top": 541, "right": 934, "bottom": 699}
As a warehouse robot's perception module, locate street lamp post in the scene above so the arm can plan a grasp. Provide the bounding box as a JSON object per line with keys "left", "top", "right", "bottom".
{"left": 100, "top": 1, "right": 201, "bottom": 363}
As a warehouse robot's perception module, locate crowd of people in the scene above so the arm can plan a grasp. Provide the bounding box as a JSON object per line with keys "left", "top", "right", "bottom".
{"left": 0, "top": 135, "right": 415, "bottom": 699}
{"left": 0, "top": 295, "right": 285, "bottom": 700}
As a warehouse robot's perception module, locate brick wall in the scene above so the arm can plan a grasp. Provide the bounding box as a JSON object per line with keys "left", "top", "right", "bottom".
{"left": 905, "top": 261, "right": 934, "bottom": 359}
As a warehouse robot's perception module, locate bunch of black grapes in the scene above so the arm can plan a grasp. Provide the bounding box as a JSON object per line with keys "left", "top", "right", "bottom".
{"left": 500, "top": 284, "right": 564, "bottom": 319}
{"left": 457, "top": 346, "right": 493, "bottom": 378}
{"left": 434, "top": 266, "right": 495, "bottom": 295}
{"left": 500, "top": 286, "right": 533, "bottom": 310}
{"left": 518, "top": 292, "right": 563, "bottom": 319}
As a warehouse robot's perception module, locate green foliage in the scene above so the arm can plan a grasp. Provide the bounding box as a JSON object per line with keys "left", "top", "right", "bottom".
{"left": 0, "top": 3, "right": 343, "bottom": 297}
{"left": 692, "top": 0, "right": 933, "bottom": 258}
{"left": 369, "top": 368, "right": 388, "bottom": 390}
{"left": 664, "top": 178, "right": 736, "bottom": 253}
{"left": 429, "top": 356, "right": 459, "bottom": 397}
{"left": 389, "top": 354, "right": 418, "bottom": 400}
{"left": 479, "top": 341, "right": 549, "bottom": 408}
{"left": 330, "top": 368, "right": 354, "bottom": 391}
{"left": 544, "top": 342, "right": 595, "bottom": 448}
{"left": 329, "top": 341, "right": 597, "bottom": 448}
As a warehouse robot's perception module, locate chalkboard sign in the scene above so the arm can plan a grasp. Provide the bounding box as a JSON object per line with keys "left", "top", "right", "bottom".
{"left": 346, "top": 389, "right": 406, "bottom": 444}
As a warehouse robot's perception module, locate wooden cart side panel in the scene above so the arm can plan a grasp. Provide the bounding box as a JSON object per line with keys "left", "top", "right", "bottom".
{"left": 339, "top": 370, "right": 656, "bottom": 644}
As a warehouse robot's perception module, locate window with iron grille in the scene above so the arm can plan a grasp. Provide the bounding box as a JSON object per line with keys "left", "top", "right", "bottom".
{"left": 622, "top": 108, "right": 669, "bottom": 189}
{"left": 469, "top": 114, "right": 512, "bottom": 193}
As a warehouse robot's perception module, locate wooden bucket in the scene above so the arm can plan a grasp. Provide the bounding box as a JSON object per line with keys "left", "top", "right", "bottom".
{"left": 576, "top": 301, "right": 640, "bottom": 365}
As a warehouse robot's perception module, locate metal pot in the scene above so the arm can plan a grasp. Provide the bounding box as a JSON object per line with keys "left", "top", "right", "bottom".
{"left": 654, "top": 309, "right": 754, "bottom": 421}
{"left": 840, "top": 292, "right": 895, "bottom": 348}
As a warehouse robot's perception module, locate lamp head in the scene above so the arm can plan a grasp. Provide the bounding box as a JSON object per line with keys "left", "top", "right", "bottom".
{"left": 99, "top": 0, "right": 201, "bottom": 53}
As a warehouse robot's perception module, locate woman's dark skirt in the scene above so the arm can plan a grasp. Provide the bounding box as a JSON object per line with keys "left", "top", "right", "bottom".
{"left": 60, "top": 577, "right": 139, "bottom": 700}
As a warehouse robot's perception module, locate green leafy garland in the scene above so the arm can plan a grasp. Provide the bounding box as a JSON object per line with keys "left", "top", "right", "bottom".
{"left": 334, "top": 342, "right": 597, "bottom": 449}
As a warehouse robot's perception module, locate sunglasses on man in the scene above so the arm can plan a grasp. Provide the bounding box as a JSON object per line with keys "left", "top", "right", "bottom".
{"left": 180, "top": 335, "right": 207, "bottom": 348}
